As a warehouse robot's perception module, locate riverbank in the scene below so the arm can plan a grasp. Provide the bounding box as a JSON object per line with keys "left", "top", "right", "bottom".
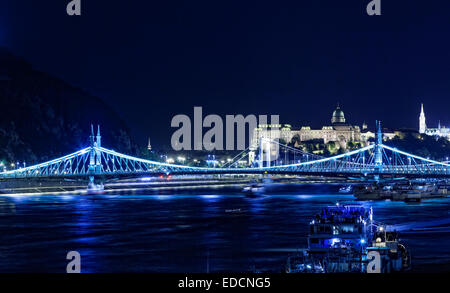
{"left": 0, "top": 175, "right": 351, "bottom": 196}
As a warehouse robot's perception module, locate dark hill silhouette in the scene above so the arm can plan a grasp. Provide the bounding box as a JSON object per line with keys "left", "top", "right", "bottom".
{"left": 0, "top": 48, "right": 137, "bottom": 164}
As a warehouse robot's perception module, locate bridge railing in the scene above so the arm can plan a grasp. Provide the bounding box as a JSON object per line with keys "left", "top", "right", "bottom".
{"left": 0, "top": 142, "right": 449, "bottom": 178}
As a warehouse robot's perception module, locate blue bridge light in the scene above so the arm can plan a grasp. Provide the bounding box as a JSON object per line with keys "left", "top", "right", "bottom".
{"left": 0, "top": 126, "right": 448, "bottom": 179}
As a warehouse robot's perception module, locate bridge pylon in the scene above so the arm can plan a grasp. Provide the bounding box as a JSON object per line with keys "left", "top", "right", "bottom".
{"left": 258, "top": 137, "right": 263, "bottom": 168}
{"left": 258, "top": 137, "right": 272, "bottom": 169}
{"left": 0, "top": 123, "right": 448, "bottom": 181}
{"left": 88, "top": 125, "right": 103, "bottom": 190}
{"left": 374, "top": 120, "right": 383, "bottom": 179}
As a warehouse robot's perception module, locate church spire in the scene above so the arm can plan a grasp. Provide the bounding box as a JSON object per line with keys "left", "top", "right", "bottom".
{"left": 147, "top": 137, "right": 152, "bottom": 151}
{"left": 419, "top": 103, "right": 427, "bottom": 134}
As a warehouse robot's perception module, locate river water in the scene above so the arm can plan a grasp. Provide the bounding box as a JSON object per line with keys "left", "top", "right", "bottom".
{"left": 0, "top": 189, "right": 449, "bottom": 273}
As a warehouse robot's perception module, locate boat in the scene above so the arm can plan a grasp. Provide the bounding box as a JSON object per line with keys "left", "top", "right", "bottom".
{"left": 339, "top": 185, "right": 353, "bottom": 194}
{"left": 432, "top": 182, "right": 450, "bottom": 196}
{"left": 354, "top": 181, "right": 448, "bottom": 201}
{"left": 285, "top": 204, "right": 410, "bottom": 273}
{"left": 242, "top": 178, "right": 273, "bottom": 197}
{"left": 224, "top": 208, "right": 248, "bottom": 219}
{"left": 404, "top": 196, "right": 421, "bottom": 203}
{"left": 353, "top": 183, "right": 394, "bottom": 200}
{"left": 242, "top": 182, "right": 265, "bottom": 197}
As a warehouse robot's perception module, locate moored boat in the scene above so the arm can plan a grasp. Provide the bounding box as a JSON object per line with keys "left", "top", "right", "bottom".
{"left": 339, "top": 185, "right": 353, "bottom": 194}
{"left": 285, "top": 204, "right": 410, "bottom": 273}
{"left": 354, "top": 181, "right": 448, "bottom": 201}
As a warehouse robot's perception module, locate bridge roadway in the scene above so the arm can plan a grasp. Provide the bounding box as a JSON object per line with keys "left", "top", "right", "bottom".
{"left": 0, "top": 126, "right": 449, "bottom": 180}
{"left": 1, "top": 168, "right": 449, "bottom": 181}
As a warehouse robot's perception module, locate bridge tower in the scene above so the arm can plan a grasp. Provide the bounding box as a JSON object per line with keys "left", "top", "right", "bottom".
{"left": 266, "top": 138, "right": 271, "bottom": 168}
{"left": 258, "top": 137, "right": 271, "bottom": 168}
{"left": 88, "top": 125, "right": 96, "bottom": 188}
{"left": 89, "top": 124, "right": 96, "bottom": 167}
{"left": 88, "top": 125, "right": 103, "bottom": 190}
{"left": 88, "top": 125, "right": 102, "bottom": 174}
{"left": 374, "top": 120, "right": 383, "bottom": 178}
{"left": 96, "top": 125, "right": 102, "bottom": 148}
{"left": 258, "top": 137, "right": 263, "bottom": 168}
{"left": 95, "top": 125, "right": 102, "bottom": 170}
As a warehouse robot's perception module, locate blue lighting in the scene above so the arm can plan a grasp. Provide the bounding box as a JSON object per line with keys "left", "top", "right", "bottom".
{"left": 0, "top": 126, "right": 448, "bottom": 179}
{"left": 331, "top": 238, "right": 340, "bottom": 245}
{"left": 200, "top": 195, "right": 219, "bottom": 200}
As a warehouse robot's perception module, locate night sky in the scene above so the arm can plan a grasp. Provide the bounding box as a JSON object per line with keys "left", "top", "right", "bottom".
{"left": 1, "top": 0, "right": 450, "bottom": 147}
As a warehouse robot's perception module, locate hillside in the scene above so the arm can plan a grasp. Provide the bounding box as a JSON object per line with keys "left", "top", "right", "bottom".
{"left": 0, "top": 48, "right": 137, "bottom": 164}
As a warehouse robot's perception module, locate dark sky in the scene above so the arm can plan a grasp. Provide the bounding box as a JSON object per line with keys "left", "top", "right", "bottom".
{"left": 1, "top": 0, "right": 450, "bottom": 147}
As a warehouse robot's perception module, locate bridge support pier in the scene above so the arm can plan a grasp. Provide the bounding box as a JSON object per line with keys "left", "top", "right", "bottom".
{"left": 88, "top": 175, "right": 95, "bottom": 189}
{"left": 87, "top": 175, "right": 104, "bottom": 192}
{"left": 86, "top": 125, "right": 104, "bottom": 192}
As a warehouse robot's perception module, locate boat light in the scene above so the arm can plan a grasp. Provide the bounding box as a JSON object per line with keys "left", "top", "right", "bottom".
{"left": 331, "top": 238, "right": 340, "bottom": 245}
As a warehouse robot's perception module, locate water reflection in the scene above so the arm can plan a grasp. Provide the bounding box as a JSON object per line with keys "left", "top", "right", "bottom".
{"left": 0, "top": 192, "right": 448, "bottom": 273}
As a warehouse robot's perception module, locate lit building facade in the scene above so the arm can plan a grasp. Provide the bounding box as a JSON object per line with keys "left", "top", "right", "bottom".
{"left": 251, "top": 105, "right": 369, "bottom": 151}
{"left": 420, "top": 104, "right": 450, "bottom": 140}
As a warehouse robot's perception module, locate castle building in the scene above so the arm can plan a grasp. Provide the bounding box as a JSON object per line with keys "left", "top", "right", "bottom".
{"left": 251, "top": 105, "right": 368, "bottom": 152}
{"left": 247, "top": 104, "right": 402, "bottom": 165}
{"left": 419, "top": 104, "right": 450, "bottom": 140}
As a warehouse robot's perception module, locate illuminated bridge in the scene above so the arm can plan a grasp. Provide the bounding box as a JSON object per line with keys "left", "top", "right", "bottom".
{"left": 0, "top": 123, "right": 449, "bottom": 182}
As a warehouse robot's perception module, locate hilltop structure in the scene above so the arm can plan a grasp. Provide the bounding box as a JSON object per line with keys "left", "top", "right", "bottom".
{"left": 251, "top": 105, "right": 373, "bottom": 150}
{"left": 248, "top": 104, "right": 401, "bottom": 164}
{"left": 419, "top": 104, "right": 450, "bottom": 140}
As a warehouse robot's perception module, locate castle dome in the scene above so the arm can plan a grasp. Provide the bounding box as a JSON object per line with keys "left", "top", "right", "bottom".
{"left": 331, "top": 105, "right": 346, "bottom": 124}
